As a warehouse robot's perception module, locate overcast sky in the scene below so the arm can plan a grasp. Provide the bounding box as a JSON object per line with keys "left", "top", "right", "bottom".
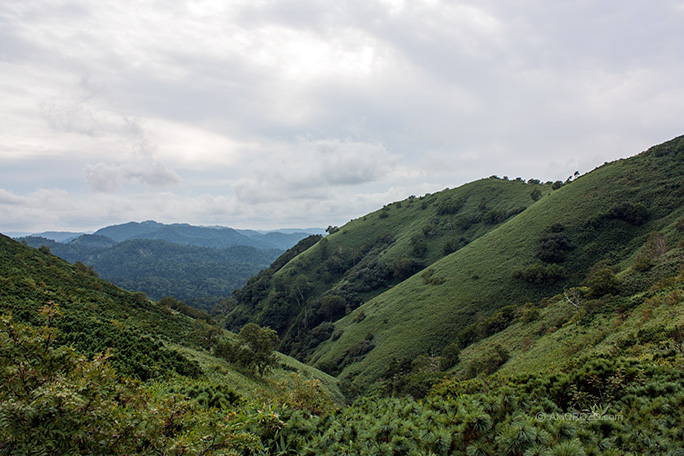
{"left": 2, "top": 0, "right": 683, "bottom": 233}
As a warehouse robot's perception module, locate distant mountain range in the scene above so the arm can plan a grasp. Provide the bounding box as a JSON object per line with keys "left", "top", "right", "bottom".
{"left": 16, "top": 221, "right": 324, "bottom": 310}
{"left": 19, "top": 221, "right": 325, "bottom": 250}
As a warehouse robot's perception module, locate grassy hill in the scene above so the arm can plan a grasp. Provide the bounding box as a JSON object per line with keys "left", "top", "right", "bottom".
{"left": 228, "top": 177, "right": 553, "bottom": 358}
{"left": 0, "top": 233, "right": 341, "bottom": 401}
{"left": 227, "top": 135, "right": 684, "bottom": 392}
{"left": 309, "top": 135, "right": 684, "bottom": 390}
{"left": 5, "top": 135, "right": 684, "bottom": 455}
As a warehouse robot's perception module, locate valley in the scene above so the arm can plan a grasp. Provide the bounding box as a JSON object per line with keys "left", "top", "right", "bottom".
{"left": 3, "top": 135, "right": 684, "bottom": 454}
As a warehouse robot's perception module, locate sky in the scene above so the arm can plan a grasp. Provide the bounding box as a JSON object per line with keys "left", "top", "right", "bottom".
{"left": 1, "top": 0, "right": 684, "bottom": 233}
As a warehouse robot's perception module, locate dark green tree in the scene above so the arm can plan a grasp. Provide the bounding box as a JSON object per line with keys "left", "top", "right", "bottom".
{"left": 530, "top": 188, "right": 542, "bottom": 201}
{"left": 234, "top": 323, "right": 280, "bottom": 378}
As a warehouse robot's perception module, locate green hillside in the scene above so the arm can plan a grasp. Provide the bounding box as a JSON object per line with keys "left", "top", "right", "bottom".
{"left": 229, "top": 177, "right": 552, "bottom": 358}
{"left": 0, "top": 233, "right": 341, "bottom": 396}
{"left": 310, "top": 135, "right": 684, "bottom": 389}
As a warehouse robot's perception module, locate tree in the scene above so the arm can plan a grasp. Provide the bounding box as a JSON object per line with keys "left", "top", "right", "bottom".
{"left": 584, "top": 268, "right": 620, "bottom": 298}
{"left": 235, "top": 323, "right": 280, "bottom": 378}
{"left": 530, "top": 188, "right": 542, "bottom": 202}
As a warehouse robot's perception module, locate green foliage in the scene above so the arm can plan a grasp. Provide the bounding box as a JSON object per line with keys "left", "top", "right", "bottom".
{"left": 584, "top": 268, "right": 620, "bottom": 298}
{"left": 0, "top": 236, "right": 205, "bottom": 380}
{"left": 422, "top": 268, "right": 446, "bottom": 285}
{"left": 0, "top": 312, "right": 259, "bottom": 455}
{"left": 514, "top": 262, "right": 566, "bottom": 284}
{"left": 217, "top": 323, "right": 280, "bottom": 378}
{"left": 20, "top": 236, "right": 281, "bottom": 311}
{"left": 229, "top": 178, "right": 550, "bottom": 363}
{"left": 159, "top": 295, "right": 215, "bottom": 324}
{"left": 436, "top": 197, "right": 466, "bottom": 215}
{"left": 585, "top": 202, "right": 650, "bottom": 229}
{"left": 536, "top": 225, "right": 574, "bottom": 263}
{"left": 633, "top": 231, "right": 668, "bottom": 271}
{"left": 464, "top": 344, "right": 509, "bottom": 377}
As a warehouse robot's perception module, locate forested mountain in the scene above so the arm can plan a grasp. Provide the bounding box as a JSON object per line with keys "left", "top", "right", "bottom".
{"left": 0, "top": 233, "right": 343, "bottom": 453}
{"left": 92, "top": 220, "right": 320, "bottom": 250}
{"left": 227, "top": 177, "right": 553, "bottom": 357}
{"left": 18, "top": 222, "right": 320, "bottom": 311}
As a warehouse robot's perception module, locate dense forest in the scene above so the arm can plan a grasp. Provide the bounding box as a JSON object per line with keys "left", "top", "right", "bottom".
{"left": 3, "top": 136, "right": 684, "bottom": 454}
{"left": 17, "top": 222, "right": 319, "bottom": 311}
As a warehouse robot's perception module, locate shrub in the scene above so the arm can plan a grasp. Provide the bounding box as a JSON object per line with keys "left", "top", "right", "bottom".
{"left": 483, "top": 210, "right": 509, "bottom": 224}
{"left": 536, "top": 228, "right": 574, "bottom": 263}
{"left": 436, "top": 198, "right": 466, "bottom": 215}
{"left": 606, "top": 202, "right": 649, "bottom": 225}
{"left": 465, "top": 344, "right": 509, "bottom": 378}
{"left": 513, "top": 262, "right": 566, "bottom": 284}
{"left": 0, "top": 312, "right": 258, "bottom": 454}
{"left": 584, "top": 268, "right": 620, "bottom": 298}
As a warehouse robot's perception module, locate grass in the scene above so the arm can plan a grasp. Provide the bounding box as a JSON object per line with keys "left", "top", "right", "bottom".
{"left": 310, "top": 135, "right": 684, "bottom": 390}
{"left": 232, "top": 177, "right": 552, "bottom": 358}
{"left": 0, "top": 233, "right": 343, "bottom": 404}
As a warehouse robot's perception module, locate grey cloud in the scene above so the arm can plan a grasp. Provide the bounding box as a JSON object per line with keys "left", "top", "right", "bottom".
{"left": 2, "top": 0, "right": 684, "bottom": 232}
{"left": 40, "top": 99, "right": 98, "bottom": 136}
{"left": 0, "top": 189, "right": 24, "bottom": 205}
{"left": 84, "top": 160, "right": 181, "bottom": 193}
{"left": 232, "top": 138, "right": 398, "bottom": 204}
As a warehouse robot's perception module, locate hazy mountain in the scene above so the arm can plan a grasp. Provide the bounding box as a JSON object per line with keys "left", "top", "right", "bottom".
{"left": 92, "top": 221, "right": 319, "bottom": 250}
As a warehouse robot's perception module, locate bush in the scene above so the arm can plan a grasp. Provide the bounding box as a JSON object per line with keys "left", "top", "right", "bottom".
{"left": 0, "top": 312, "right": 258, "bottom": 455}
{"left": 536, "top": 228, "right": 574, "bottom": 263}
{"left": 436, "top": 198, "right": 466, "bottom": 215}
{"left": 584, "top": 268, "right": 620, "bottom": 298}
{"left": 513, "top": 262, "right": 565, "bottom": 284}
{"left": 607, "top": 202, "right": 649, "bottom": 225}
{"left": 442, "top": 238, "right": 463, "bottom": 256}
{"left": 392, "top": 257, "right": 422, "bottom": 280}
{"left": 226, "top": 323, "right": 280, "bottom": 378}
{"left": 465, "top": 344, "right": 509, "bottom": 378}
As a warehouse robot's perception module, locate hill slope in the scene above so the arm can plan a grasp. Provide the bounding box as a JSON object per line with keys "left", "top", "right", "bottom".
{"left": 310, "top": 135, "right": 684, "bottom": 389}
{"left": 0, "top": 233, "right": 341, "bottom": 399}
{"left": 229, "top": 177, "right": 553, "bottom": 358}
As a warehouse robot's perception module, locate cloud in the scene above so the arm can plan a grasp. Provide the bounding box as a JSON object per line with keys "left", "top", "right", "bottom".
{"left": 2, "top": 0, "right": 684, "bottom": 232}
{"left": 232, "top": 137, "right": 400, "bottom": 204}
{"left": 84, "top": 159, "right": 181, "bottom": 193}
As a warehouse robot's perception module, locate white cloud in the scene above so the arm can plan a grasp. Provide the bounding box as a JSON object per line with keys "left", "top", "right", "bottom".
{"left": 84, "top": 159, "right": 181, "bottom": 193}
{"left": 1, "top": 0, "right": 684, "bottom": 232}
{"left": 232, "top": 137, "right": 400, "bottom": 204}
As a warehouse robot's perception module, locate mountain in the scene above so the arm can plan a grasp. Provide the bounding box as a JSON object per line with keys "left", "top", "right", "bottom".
{"left": 16, "top": 221, "right": 322, "bottom": 311}
{"left": 227, "top": 177, "right": 553, "bottom": 357}
{"left": 30, "top": 230, "right": 88, "bottom": 242}
{"left": 0, "top": 233, "right": 342, "bottom": 394}
{"left": 92, "top": 220, "right": 317, "bottom": 250}
{"left": 18, "top": 236, "right": 281, "bottom": 310}
{"left": 229, "top": 135, "right": 684, "bottom": 392}
{"left": 5, "top": 136, "right": 684, "bottom": 455}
